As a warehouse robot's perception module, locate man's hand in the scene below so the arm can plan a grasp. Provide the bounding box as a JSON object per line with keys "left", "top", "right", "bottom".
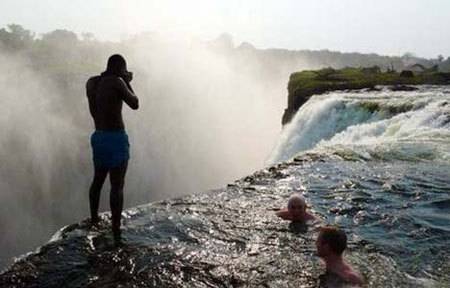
{"left": 116, "top": 77, "right": 139, "bottom": 110}
{"left": 122, "top": 71, "right": 133, "bottom": 83}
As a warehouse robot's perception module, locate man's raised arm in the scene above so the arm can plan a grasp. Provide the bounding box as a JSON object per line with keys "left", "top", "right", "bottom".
{"left": 116, "top": 78, "right": 139, "bottom": 110}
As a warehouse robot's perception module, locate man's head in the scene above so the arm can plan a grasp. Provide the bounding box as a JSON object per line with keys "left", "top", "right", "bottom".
{"left": 106, "top": 54, "right": 128, "bottom": 76}
{"left": 287, "top": 193, "right": 306, "bottom": 218}
{"left": 316, "top": 226, "right": 347, "bottom": 258}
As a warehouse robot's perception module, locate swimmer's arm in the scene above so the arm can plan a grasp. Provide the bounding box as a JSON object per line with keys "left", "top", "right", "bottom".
{"left": 344, "top": 270, "right": 364, "bottom": 286}
{"left": 276, "top": 209, "right": 292, "bottom": 220}
{"left": 116, "top": 78, "right": 139, "bottom": 110}
{"left": 305, "top": 211, "right": 318, "bottom": 221}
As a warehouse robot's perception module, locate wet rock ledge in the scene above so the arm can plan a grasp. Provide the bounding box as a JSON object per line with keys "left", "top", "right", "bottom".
{"left": 0, "top": 155, "right": 422, "bottom": 288}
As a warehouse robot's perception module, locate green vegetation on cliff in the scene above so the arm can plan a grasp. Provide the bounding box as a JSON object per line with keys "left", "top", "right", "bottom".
{"left": 282, "top": 67, "right": 450, "bottom": 125}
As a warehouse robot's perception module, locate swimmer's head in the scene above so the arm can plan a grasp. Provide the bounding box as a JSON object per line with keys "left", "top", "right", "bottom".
{"left": 287, "top": 193, "right": 306, "bottom": 217}
{"left": 316, "top": 226, "right": 347, "bottom": 257}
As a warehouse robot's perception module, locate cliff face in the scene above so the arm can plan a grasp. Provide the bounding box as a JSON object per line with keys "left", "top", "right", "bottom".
{"left": 0, "top": 154, "right": 429, "bottom": 288}
{"left": 282, "top": 67, "right": 450, "bottom": 125}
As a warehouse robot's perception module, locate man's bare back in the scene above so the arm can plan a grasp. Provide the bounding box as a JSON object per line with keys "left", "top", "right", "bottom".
{"left": 86, "top": 75, "right": 138, "bottom": 131}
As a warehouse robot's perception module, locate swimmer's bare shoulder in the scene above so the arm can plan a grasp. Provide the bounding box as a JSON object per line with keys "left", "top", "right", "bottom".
{"left": 275, "top": 209, "right": 292, "bottom": 220}
{"left": 275, "top": 208, "right": 319, "bottom": 222}
{"left": 323, "top": 270, "right": 364, "bottom": 287}
{"left": 337, "top": 264, "right": 364, "bottom": 286}
{"left": 304, "top": 211, "right": 317, "bottom": 221}
{"left": 344, "top": 270, "right": 364, "bottom": 286}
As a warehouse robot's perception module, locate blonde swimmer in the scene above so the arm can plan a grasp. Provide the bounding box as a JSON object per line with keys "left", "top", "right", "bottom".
{"left": 276, "top": 193, "right": 316, "bottom": 222}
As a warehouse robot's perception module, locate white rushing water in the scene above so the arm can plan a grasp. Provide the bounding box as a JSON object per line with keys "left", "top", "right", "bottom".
{"left": 268, "top": 87, "right": 450, "bottom": 164}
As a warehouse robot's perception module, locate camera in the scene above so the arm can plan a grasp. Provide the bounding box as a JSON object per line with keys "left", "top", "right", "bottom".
{"left": 122, "top": 71, "right": 133, "bottom": 83}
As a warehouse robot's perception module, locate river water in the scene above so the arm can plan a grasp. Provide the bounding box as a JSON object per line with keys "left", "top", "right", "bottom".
{"left": 1, "top": 86, "right": 449, "bottom": 287}
{"left": 269, "top": 85, "right": 450, "bottom": 286}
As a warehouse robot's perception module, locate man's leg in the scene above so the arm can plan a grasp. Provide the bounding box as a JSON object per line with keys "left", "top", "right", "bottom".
{"left": 109, "top": 161, "right": 128, "bottom": 241}
{"left": 89, "top": 166, "right": 108, "bottom": 224}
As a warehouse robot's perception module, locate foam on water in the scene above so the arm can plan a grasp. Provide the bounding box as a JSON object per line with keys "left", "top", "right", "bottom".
{"left": 268, "top": 86, "right": 450, "bottom": 164}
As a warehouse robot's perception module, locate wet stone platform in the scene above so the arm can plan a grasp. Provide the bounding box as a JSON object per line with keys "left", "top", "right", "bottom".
{"left": 0, "top": 155, "right": 443, "bottom": 287}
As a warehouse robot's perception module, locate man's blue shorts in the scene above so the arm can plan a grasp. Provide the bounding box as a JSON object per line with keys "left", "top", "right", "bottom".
{"left": 91, "top": 130, "right": 130, "bottom": 169}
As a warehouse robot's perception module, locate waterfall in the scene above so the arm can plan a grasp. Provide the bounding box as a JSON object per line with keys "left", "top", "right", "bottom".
{"left": 268, "top": 87, "right": 450, "bottom": 164}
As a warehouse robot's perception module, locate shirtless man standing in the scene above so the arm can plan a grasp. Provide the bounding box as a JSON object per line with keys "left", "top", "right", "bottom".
{"left": 86, "top": 54, "right": 139, "bottom": 243}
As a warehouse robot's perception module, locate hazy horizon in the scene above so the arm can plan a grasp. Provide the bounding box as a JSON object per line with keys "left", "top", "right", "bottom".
{"left": 1, "top": 0, "right": 449, "bottom": 58}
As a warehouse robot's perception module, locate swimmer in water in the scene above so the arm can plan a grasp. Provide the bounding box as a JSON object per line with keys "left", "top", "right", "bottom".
{"left": 316, "top": 226, "right": 364, "bottom": 286}
{"left": 276, "top": 193, "right": 317, "bottom": 222}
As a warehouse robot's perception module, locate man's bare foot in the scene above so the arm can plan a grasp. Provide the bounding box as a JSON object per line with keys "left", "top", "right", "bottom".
{"left": 113, "top": 228, "right": 123, "bottom": 246}
{"left": 91, "top": 216, "right": 100, "bottom": 226}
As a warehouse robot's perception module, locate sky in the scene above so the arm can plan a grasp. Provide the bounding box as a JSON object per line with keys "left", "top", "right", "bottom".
{"left": 1, "top": 0, "right": 449, "bottom": 58}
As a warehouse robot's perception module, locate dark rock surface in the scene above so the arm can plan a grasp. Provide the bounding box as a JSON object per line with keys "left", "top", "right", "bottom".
{"left": 282, "top": 68, "right": 450, "bottom": 126}
{"left": 282, "top": 83, "right": 374, "bottom": 125}
{"left": 1, "top": 155, "right": 438, "bottom": 287}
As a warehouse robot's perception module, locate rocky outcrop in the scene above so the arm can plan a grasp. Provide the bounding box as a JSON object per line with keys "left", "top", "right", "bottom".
{"left": 282, "top": 68, "right": 450, "bottom": 126}
{"left": 0, "top": 155, "right": 425, "bottom": 288}
{"left": 282, "top": 82, "right": 374, "bottom": 125}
